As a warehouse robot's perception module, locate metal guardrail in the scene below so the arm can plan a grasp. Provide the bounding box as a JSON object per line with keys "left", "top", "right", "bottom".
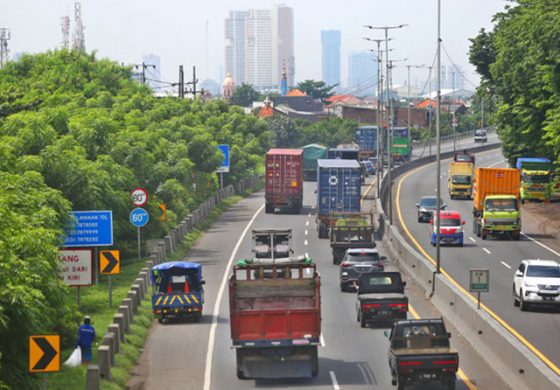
{"left": 411, "top": 127, "right": 497, "bottom": 160}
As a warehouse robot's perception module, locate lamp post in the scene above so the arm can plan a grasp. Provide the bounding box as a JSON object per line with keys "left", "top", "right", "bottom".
{"left": 406, "top": 64, "right": 428, "bottom": 149}
{"left": 365, "top": 24, "right": 408, "bottom": 225}
{"left": 436, "top": 0, "right": 442, "bottom": 276}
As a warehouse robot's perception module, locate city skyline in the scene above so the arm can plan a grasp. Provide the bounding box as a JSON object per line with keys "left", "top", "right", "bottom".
{"left": 2, "top": 1, "right": 507, "bottom": 89}
{"left": 321, "top": 30, "right": 341, "bottom": 88}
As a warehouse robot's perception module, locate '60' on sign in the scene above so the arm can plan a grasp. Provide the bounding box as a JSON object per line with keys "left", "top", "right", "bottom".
{"left": 131, "top": 187, "right": 148, "bottom": 207}
{"left": 130, "top": 208, "right": 149, "bottom": 227}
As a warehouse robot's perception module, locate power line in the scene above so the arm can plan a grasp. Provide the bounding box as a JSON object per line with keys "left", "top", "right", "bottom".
{"left": 441, "top": 43, "right": 478, "bottom": 88}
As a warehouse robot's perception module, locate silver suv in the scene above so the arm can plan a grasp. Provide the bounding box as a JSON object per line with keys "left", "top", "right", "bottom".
{"left": 513, "top": 259, "right": 560, "bottom": 311}
{"left": 339, "top": 248, "right": 386, "bottom": 292}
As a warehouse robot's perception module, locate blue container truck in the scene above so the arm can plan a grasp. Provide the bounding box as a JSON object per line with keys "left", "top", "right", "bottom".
{"left": 316, "top": 159, "right": 362, "bottom": 238}
{"left": 356, "top": 126, "right": 378, "bottom": 159}
{"left": 327, "top": 148, "right": 359, "bottom": 161}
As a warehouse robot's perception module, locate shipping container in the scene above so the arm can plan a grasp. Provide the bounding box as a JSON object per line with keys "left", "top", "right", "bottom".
{"left": 356, "top": 126, "right": 378, "bottom": 153}
{"left": 327, "top": 148, "right": 359, "bottom": 160}
{"left": 265, "top": 149, "right": 303, "bottom": 214}
{"left": 473, "top": 167, "right": 521, "bottom": 211}
{"left": 316, "top": 159, "right": 362, "bottom": 238}
{"left": 302, "top": 144, "right": 328, "bottom": 181}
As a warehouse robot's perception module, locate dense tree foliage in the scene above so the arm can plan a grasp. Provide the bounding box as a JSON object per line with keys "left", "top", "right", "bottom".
{"left": 469, "top": 0, "right": 560, "bottom": 166}
{"left": 231, "top": 83, "right": 261, "bottom": 107}
{"left": 0, "top": 50, "right": 270, "bottom": 388}
{"left": 297, "top": 80, "right": 337, "bottom": 100}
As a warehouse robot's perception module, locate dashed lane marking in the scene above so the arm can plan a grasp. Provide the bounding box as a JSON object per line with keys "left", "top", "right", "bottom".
{"left": 469, "top": 237, "right": 476, "bottom": 243}
{"left": 482, "top": 248, "right": 491, "bottom": 255}
{"left": 320, "top": 334, "right": 326, "bottom": 347}
{"left": 501, "top": 261, "right": 512, "bottom": 269}
{"left": 305, "top": 230, "right": 308, "bottom": 235}
{"left": 329, "top": 371, "right": 341, "bottom": 390}
{"left": 304, "top": 240, "right": 308, "bottom": 246}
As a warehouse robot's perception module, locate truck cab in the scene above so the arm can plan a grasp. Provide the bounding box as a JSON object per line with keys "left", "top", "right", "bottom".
{"left": 430, "top": 211, "right": 465, "bottom": 247}
{"left": 448, "top": 161, "right": 474, "bottom": 199}
{"left": 478, "top": 195, "right": 521, "bottom": 240}
{"left": 516, "top": 158, "right": 552, "bottom": 203}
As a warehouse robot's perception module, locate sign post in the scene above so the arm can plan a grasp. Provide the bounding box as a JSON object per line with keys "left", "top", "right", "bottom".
{"left": 59, "top": 249, "right": 93, "bottom": 310}
{"left": 30, "top": 334, "right": 60, "bottom": 390}
{"left": 130, "top": 208, "right": 149, "bottom": 262}
{"left": 216, "top": 144, "right": 230, "bottom": 189}
{"left": 100, "top": 250, "right": 120, "bottom": 307}
{"left": 469, "top": 268, "right": 489, "bottom": 309}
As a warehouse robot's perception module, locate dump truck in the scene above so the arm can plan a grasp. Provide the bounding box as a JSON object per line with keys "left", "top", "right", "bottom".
{"left": 265, "top": 148, "right": 303, "bottom": 214}
{"left": 229, "top": 257, "right": 321, "bottom": 379}
{"left": 316, "top": 159, "right": 362, "bottom": 239}
{"left": 472, "top": 167, "right": 521, "bottom": 240}
{"left": 356, "top": 126, "right": 379, "bottom": 160}
{"left": 448, "top": 161, "right": 474, "bottom": 199}
{"left": 516, "top": 157, "right": 552, "bottom": 203}
{"left": 302, "top": 144, "right": 327, "bottom": 181}
{"left": 387, "top": 318, "right": 458, "bottom": 390}
{"left": 330, "top": 212, "right": 375, "bottom": 264}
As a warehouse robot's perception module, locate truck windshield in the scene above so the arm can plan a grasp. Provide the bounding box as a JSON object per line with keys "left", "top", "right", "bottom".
{"left": 347, "top": 253, "right": 379, "bottom": 262}
{"left": 485, "top": 198, "right": 517, "bottom": 211}
{"left": 439, "top": 218, "right": 461, "bottom": 227}
{"left": 452, "top": 175, "right": 471, "bottom": 184}
{"left": 524, "top": 174, "right": 550, "bottom": 184}
{"left": 526, "top": 265, "right": 560, "bottom": 278}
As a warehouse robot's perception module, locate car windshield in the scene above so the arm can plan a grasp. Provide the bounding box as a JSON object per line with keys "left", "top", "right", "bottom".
{"left": 484, "top": 198, "right": 517, "bottom": 211}
{"left": 438, "top": 218, "right": 461, "bottom": 227}
{"left": 452, "top": 175, "right": 471, "bottom": 184}
{"left": 475, "top": 130, "right": 486, "bottom": 136}
{"left": 455, "top": 155, "right": 472, "bottom": 162}
{"left": 420, "top": 198, "right": 437, "bottom": 207}
{"left": 525, "top": 174, "right": 550, "bottom": 184}
{"left": 526, "top": 265, "right": 560, "bottom": 278}
{"left": 347, "top": 253, "right": 379, "bottom": 262}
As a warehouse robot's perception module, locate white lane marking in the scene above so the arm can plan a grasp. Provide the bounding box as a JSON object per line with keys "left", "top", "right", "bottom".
{"left": 329, "top": 371, "right": 341, "bottom": 390}
{"left": 469, "top": 237, "right": 476, "bottom": 243}
{"left": 482, "top": 248, "right": 491, "bottom": 255}
{"left": 306, "top": 221, "right": 310, "bottom": 226}
{"left": 320, "top": 334, "right": 326, "bottom": 347}
{"left": 308, "top": 212, "right": 312, "bottom": 217}
{"left": 203, "top": 204, "right": 264, "bottom": 390}
{"left": 488, "top": 159, "right": 506, "bottom": 168}
{"left": 501, "top": 261, "right": 512, "bottom": 269}
{"left": 304, "top": 240, "right": 308, "bottom": 246}
{"left": 305, "top": 252, "right": 309, "bottom": 258}
{"left": 305, "top": 230, "right": 308, "bottom": 235}
{"left": 522, "top": 232, "right": 560, "bottom": 258}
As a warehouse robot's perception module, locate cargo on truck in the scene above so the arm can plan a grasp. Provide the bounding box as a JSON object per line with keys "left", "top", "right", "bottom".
{"left": 302, "top": 144, "right": 327, "bottom": 181}
{"left": 356, "top": 126, "right": 379, "bottom": 160}
{"left": 391, "top": 127, "right": 411, "bottom": 162}
{"left": 327, "top": 147, "right": 359, "bottom": 161}
{"left": 355, "top": 272, "right": 408, "bottom": 327}
{"left": 316, "top": 159, "right": 362, "bottom": 239}
{"left": 472, "top": 167, "right": 521, "bottom": 240}
{"left": 516, "top": 157, "right": 552, "bottom": 203}
{"left": 265, "top": 148, "right": 303, "bottom": 214}
{"left": 329, "top": 212, "right": 375, "bottom": 264}
{"left": 229, "top": 257, "right": 321, "bottom": 379}
{"left": 387, "top": 318, "right": 458, "bottom": 390}
{"left": 448, "top": 161, "right": 474, "bottom": 199}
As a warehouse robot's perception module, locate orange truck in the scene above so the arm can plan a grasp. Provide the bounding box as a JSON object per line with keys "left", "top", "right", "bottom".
{"left": 472, "top": 167, "right": 521, "bottom": 240}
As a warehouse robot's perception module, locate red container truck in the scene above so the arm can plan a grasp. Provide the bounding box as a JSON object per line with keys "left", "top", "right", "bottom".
{"left": 265, "top": 149, "right": 303, "bottom": 214}
{"left": 228, "top": 261, "right": 321, "bottom": 379}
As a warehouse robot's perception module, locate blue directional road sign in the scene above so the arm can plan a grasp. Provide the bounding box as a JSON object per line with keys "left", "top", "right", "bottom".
{"left": 130, "top": 208, "right": 149, "bottom": 227}
{"left": 216, "top": 144, "right": 230, "bottom": 173}
{"left": 63, "top": 211, "right": 113, "bottom": 247}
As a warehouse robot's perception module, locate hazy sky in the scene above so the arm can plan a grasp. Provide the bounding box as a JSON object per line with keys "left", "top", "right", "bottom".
{"left": 2, "top": 0, "right": 507, "bottom": 89}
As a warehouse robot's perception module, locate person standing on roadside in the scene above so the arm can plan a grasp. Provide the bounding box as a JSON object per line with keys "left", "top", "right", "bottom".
{"left": 76, "top": 316, "right": 96, "bottom": 364}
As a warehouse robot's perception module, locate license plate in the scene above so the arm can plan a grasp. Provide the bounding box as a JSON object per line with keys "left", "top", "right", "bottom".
{"left": 543, "top": 296, "right": 556, "bottom": 301}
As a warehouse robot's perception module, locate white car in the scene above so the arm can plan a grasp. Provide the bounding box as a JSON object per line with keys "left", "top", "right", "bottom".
{"left": 513, "top": 259, "right": 560, "bottom": 311}
{"left": 474, "top": 129, "right": 487, "bottom": 143}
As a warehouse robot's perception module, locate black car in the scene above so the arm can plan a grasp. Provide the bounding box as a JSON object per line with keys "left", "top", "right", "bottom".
{"left": 416, "top": 196, "right": 446, "bottom": 223}
{"left": 339, "top": 248, "right": 386, "bottom": 292}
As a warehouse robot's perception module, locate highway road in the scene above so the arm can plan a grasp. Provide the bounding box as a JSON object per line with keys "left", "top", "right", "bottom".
{"left": 130, "top": 176, "right": 508, "bottom": 390}
{"left": 394, "top": 148, "right": 560, "bottom": 377}
{"left": 411, "top": 130, "right": 499, "bottom": 160}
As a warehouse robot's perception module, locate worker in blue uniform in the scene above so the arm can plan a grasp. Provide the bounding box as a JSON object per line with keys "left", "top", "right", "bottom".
{"left": 76, "top": 316, "right": 96, "bottom": 363}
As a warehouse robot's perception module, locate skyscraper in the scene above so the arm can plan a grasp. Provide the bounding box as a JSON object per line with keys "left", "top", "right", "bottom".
{"left": 348, "top": 51, "right": 376, "bottom": 97}
{"left": 225, "top": 5, "right": 294, "bottom": 90}
{"left": 321, "top": 30, "right": 341, "bottom": 87}
{"left": 272, "top": 5, "right": 295, "bottom": 87}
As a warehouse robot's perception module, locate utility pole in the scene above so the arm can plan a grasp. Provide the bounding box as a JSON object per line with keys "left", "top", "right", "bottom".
{"left": 365, "top": 24, "right": 408, "bottom": 225}
{"left": 406, "top": 64, "right": 429, "bottom": 151}
{"left": 435, "top": 0, "right": 442, "bottom": 278}
{"left": 481, "top": 96, "right": 484, "bottom": 128}
{"left": 172, "top": 65, "right": 200, "bottom": 99}
{"left": 133, "top": 62, "right": 156, "bottom": 85}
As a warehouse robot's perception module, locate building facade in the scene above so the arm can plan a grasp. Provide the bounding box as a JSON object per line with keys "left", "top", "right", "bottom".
{"left": 321, "top": 30, "right": 341, "bottom": 87}
{"left": 272, "top": 5, "right": 295, "bottom": 88}
{"left": 225, "top": 10, "right": 249, "bottom": 86}
{"left": 348, "top": 51, "right": 376, "bottom": 97}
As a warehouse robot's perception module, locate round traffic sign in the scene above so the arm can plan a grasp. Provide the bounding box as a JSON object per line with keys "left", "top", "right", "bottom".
{"left": 131, "top": 187, "right": 148, "bottom": 207}
{"left": 130, "top": 208, "right": 149, "bottom": 227}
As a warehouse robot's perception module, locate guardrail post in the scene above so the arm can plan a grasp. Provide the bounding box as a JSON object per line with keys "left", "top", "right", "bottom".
{"left": 118, "top": 305, "right": 131, "bottom": 333}
{"left": 86, "top": 365, "right": 100, "bottom": 390}
{"left": 97, "top": 346, "right": 111, "bottom": 380}
{"left": 101, "top": 333, "right": 115, "bottom": 366}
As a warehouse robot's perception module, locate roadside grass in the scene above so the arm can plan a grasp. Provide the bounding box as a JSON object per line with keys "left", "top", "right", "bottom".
{"left": 48, "top": 188, "right": 257, "bottom": 389}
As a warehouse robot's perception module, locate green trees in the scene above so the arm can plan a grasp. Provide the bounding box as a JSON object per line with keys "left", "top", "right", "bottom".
{"left": 469, "top": 0, "right": 560, "bottom": 165}
{"left": 231, "top": 83, "right": 261, "bottom": 107}
{"left": 297, "top": 80, "right": 337, "bottom": 100}
{"left": 0, "top": 50, "right": 270, "bottom": 388}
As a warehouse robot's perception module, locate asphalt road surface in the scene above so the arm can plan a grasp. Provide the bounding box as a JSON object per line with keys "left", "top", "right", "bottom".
{"left": 394, "top": 148, "right": 560, "bottom": 376}
{"left": 130, "top": 175, "right": 508, "bottom": 390}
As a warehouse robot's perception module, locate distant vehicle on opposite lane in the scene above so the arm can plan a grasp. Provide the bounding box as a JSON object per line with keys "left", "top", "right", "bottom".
{"left": 339, "top": 248, "right": 386, "bottom": 292}
{"left": 513, "top": 259, "right": 560, "bottom": 311}
{"left": 474, "top": 129, "right": 487, "bottom": 143}
{"left": 416, "top": 196, "right": 446, "bottom": 223}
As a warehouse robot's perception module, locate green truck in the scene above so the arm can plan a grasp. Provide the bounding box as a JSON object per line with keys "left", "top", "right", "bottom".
{"left": 329, "top": 212, "right": 375, "bottom": 264}
{"left": 391, "top": 127, "right": 411, "bottom": 162}
{"left": 302, "top": 144, "right": 327, "bottom": 181}
{"left": 516, "top": 158, "right": 552, "bottom": 203}
{"left": 473, "top": 167, "right": 521, "bottom": 240}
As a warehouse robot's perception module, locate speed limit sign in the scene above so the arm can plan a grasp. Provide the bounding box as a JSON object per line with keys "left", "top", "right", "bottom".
{"left": 131, "top": 188, "right": 148, "bottom": 207}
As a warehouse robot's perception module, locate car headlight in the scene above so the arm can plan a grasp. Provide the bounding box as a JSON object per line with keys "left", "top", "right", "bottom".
{"left": 341, "top": 272, "right": 348, "bottom": 276}
{"left": 524, "top": 281, "right": 537, "bottom": 288}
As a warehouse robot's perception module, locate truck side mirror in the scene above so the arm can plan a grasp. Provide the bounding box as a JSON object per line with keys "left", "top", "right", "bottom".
{"left": 462, "top": 220, "right": 466, "bottom": 225}
{"left": 415, "top": 203, "right": 419, "bottom": 208}
{"left": 383, "top": 330, "right": 390, "bottom": 338}
{"left": 429, "top": 219, "right": 434, "bottom": 225}
{"left": 515, "top": 270, "right": 523, "bottom": 277}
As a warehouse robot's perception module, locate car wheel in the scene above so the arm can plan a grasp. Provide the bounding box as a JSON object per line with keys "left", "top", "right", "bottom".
{"left": 481, "top": 230, "right": 487, "bottom": 240}
{"left": 340, "top": 284, "right": 346, "bottom": 292}
{"left": 513, "top": 285, "right": 520, "bottom": 307}
{"left": 360, "top": 315, "right": 367, "bottom": 328}
{"left": 357, "top": 311, "right": 361, "bottom": 322}
{"left": 519, "top": 290, "right": 528, "bottom": 311}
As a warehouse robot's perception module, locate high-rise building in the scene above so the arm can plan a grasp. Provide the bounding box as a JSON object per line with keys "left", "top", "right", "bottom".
{"left": 225, "top": 5, "right": 294, "bottom": 90}
{"left": 348, "top": 51, "right": 376, "bottom": 97}
{"left": 143, "top": 54, "right": 161, "bottom": 91}
{"left": 321, "top": 30, "right": 341, "bottom": 87}
{"left": 272, "top": 5, "right": 294, "bottom": 87}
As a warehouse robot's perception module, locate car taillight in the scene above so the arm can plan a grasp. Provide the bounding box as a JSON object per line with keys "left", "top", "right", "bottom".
{"left": 362, "top": 303, "right": 381, "bottom": 310}
{"left": 434, "top": 360, "right": 457, "bottom": 366}
{"left": 399, "top": 361, "right": 423, "bottom": 367}
{"left": 341, "top": 262, "right": 352, "bottom": 267}
{"left": 388, "top": 303, "right": 408, "bottom": 312}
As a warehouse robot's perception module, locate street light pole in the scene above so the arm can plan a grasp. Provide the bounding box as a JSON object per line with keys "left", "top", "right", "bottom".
{"left": 435, "top": 0, "right": 442, "bottom": 275}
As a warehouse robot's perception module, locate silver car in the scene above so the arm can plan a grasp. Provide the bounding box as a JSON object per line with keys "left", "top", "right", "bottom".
{"left": 339, "top": 248, "right": 386, "bottom": 292}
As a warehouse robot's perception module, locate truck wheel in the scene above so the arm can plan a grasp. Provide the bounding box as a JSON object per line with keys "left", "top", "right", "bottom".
{"left": 236, "top": 350, "right": 248, "bottom": 380}
{"left": 520, "top": 292, "right": 529, "bottom": 311}
{"left": 513, "top": 285, "right": 520, "bottom": 307}
{"left": 512, "top": 231, "right": 521, "bottom": 241}
{"left": 397, "top": 376, "right": 406, "bottom": 390}
{"left": 265, "top": 204, "right": 273, "bottom": 214}
{"left": 158, "top": 317, "right": 163, "bottom": 324}
{"left": 447, "top": 379, "right": 456, "bottom": 390}
{"left": 481, "top": 230, "right": 487, "bottom": 240}
{"left": 310, "top": 347, "right": 319, "bottom": 377}
{"left": 360, "top": 316, "right": 367, "bottom": 328}
{"left": 236, "top": 368, "right": 247, "bottom": 380}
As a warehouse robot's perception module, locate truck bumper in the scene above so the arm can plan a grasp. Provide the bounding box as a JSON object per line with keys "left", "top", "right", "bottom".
{"left": 431, "top": 233, "right": 463, "bottom": 246}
